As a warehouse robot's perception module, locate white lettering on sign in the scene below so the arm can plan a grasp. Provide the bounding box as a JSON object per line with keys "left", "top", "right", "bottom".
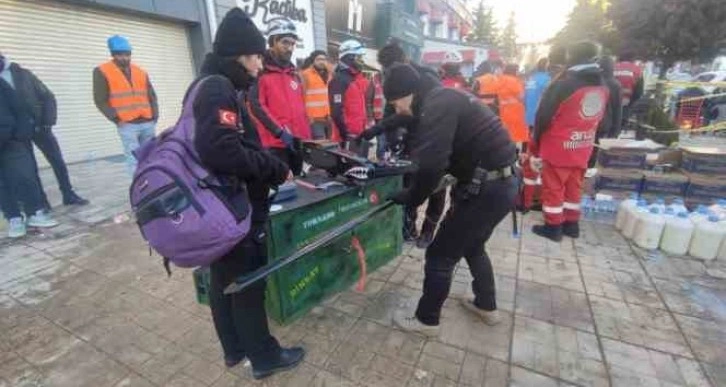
{"left": 302, "top": 211, "right": 336, "bottom": 229}
{"left": 236, "top": 0, "right": 315, "bottom": 61}
{"left": 338, "top": 198, "right": 368, "bottom": 213}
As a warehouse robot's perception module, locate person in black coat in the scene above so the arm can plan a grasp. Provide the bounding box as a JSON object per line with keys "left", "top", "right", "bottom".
{"left": 6, "top": 59, "right": 89, "bottom": 207}
{"left": 187, "top": 8, "right": 304, "bottom": 380}
{"left": 383, "top": 64, "right": 518, "bottom": 336}
{"left": 0, "top": 54, "right": 59, "bottom": 238}
{"left": 374, "top": 41, "right": 446, "bottom": 248}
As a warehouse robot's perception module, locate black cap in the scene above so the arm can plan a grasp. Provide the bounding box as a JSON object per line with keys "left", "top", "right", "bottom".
{"left": 383, "top": 63, "right": 420, "bottom": 101}
{"left": 213, "top": 8, "right": 266, "bottom": 57}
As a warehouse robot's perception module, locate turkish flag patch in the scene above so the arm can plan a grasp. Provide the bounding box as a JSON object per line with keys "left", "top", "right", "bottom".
{"left": 218, "top": 109, "right": 238, "bottom": 128}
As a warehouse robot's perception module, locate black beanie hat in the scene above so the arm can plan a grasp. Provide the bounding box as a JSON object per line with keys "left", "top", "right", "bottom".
{"left": 214, "top": 8, "right": 266, "bottom": 57}
{"left": 383, "top": 63, "right": 420, "bottom": 101}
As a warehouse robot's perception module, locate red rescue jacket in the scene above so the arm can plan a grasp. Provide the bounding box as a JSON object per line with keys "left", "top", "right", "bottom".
{"left": 329, "top": 63, "right": 370, "bottom": 140}
{"left": 249, "top": 52, "right": 311, "bottom": 149}
{"left": 614, "top": 61, "right": 643, "bottom": 106}
{"left": 441, "top": 75, "right": 466, "bottom": 89}
{"left": 533, "top": 64, "right": 610, "bottom": 168}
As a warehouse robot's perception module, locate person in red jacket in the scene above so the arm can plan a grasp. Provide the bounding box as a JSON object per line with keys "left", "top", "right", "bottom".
{"left": 614, "top": 51, "right": 644, "bottom": 131}
{"left": 530, "top": 41, "right": 610, "bottom": 242}
{"left": 248, "top": 18, "right": 311, "bottom": 175}
{"left": 329, "top": 39, "right": 370, "bottom": 154}
{"left": 440, "top": 51, "right": 467, "bottom": 89}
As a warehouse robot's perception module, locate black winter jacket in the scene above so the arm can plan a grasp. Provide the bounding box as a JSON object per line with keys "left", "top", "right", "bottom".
{"left": 189, "top": 54, "right": 290, "bottom": 224}
{"left": 0, "top": 72, "right": 34, "bottom": 147}
{"left": 399, "top": 83, "right": 517, "bottom": 207}
{"left": 9, "top": 63, "right": 57, "bottom": 128}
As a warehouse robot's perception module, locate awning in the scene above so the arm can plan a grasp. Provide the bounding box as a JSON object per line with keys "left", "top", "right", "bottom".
{"left": 429, "top": 7, "right": 443, "bottom": 23}
{"left": 417, "top": 0, "right": 431, "bottom": 14}
{"left": 422, "top": 49, "right": 476, "bottom": 64}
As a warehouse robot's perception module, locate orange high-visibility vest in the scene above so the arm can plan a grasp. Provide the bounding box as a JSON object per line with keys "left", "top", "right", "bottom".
{"left": 475, "top": 74, "right": 501, "bottom": 109}
{"left": 98, "top": 61, "right": 153, "bottom": 123}
{"left": 301, "top": 67, "right": 331, "bottom": 120}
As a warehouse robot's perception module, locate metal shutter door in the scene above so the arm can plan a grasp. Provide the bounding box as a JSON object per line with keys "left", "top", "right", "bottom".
{"left": 0, "top": 0, "right": 196, "bottom": 165}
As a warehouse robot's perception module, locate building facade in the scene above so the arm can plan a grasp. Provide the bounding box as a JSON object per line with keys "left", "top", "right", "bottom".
{"left": 0, "top": 0, "right": 211, "bottom": 164}
{"left": 417, "top": 0, "right": 495, "bottom": 77}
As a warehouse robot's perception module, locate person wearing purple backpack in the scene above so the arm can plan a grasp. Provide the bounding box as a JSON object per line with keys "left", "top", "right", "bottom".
{"left": 189, "top": 8, "right": 303, "bottom": 379}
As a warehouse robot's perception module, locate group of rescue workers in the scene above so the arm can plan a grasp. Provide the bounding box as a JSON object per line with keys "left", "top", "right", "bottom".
{"left": 113, "top": 7, "right": 647, "bottom": 380}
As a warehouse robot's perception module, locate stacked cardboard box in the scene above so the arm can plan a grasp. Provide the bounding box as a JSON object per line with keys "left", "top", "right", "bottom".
{"left": 595, "top": 139, "right": 664, "bottom": 197}
{"left": 682, "top": 146, "right": 726, "bottom": 208}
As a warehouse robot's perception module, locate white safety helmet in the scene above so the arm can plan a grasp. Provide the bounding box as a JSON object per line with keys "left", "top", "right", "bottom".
{"left": 266, "top": 17, "right": 298, "bottom": 39}
{"left": 443, "top": 50, "right": 464, "bottom": 64}
{"left": 339, "top": 39, "right": 366, "bottom": 59}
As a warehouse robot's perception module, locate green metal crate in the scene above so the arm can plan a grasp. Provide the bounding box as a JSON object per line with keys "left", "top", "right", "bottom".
{"left": 193, "top": 176, "right": 403, "bottom": 324}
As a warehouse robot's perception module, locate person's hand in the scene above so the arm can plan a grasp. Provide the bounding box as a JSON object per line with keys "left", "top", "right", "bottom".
{"left": 278, "top": 131, "right": 298, "bottom": 151}
{"left": 529, "top": 156, "right": 543, "bottom": 173}
{"left": 286, "top": 170, "right": 294, "bottom": 181}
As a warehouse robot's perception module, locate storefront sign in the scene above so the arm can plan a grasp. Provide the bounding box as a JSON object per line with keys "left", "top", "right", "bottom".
{"left": 325, "top": 0, "right": 377, "bottom": 45}
{"left": 236, "top": 0, "right": 315, "bottom": 60}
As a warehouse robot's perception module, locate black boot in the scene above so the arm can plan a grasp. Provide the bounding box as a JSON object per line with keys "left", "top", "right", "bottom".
{"left": 562, "top": 221, "right": 580, "bottom": 238}
{"left": 63, "top": 192, "right": 90, "bottom": 206}
{"left": 252, "top": 347, "right": 305, "bottom": 380}
{"left": 532, "top": 224, "right": 563, "bottom": 242}
{"left": 416, "top": 221, "right": 436, "bottom": 249}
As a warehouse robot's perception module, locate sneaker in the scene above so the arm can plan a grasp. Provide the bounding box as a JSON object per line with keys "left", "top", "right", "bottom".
{"left": 252, "top": 347, "right": 305, "bottom": 380}
{"left": 63, "top": 192, "right": 90, "bottom": 206}
{"left": 460, "top": 299, "right": 502, "bottom": 326}
{"left": 27, "top": 211, "right": 59, "bottom": 228}
{"left": 7, "top": 217, "right": 27, "bottom": 238}
{"left": 393, "top": 310, "right": 440, "bottom": 337}
{"left": 224, "top": 355, "right": 246, "bottom": 368}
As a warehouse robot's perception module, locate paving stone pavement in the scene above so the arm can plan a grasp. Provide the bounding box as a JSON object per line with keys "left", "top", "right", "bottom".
{"left": 2, "top": 162, "right": 726, "bottom": 386}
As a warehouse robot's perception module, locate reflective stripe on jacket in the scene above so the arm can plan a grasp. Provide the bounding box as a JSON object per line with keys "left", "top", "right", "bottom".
{"left": 301, "top": 67, "right": 330, "bottom": 120}
{"left": 98, "top": 61, "right": 152, "bottom": 123}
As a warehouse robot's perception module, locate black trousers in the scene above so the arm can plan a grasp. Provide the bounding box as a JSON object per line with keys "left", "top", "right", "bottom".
{"left": 0, "top": 140, "right": 44, "bottom": 219}
{"left": 269, "top": 147, "right": 303, "bottom": 176}
{"left": 208, "top": 225, "right": 281, "bottom": 367}
{"left": 31, "top": 127, "right": 74, "bottom": 205}
{"left": 415, "top": 176, "right": 517, "bottom": 325}
{"left": 403, "top": 176, "right": 447, "bottom": 238}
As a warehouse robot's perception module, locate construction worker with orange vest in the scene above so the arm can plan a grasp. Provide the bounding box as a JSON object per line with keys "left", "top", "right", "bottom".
{"left": 498, "top": 64, "right": 529, "bottom": 145}
{"left": 472, "top": 60, "right": 502, "bottom": 115}
{"left": 93, "top": 35, "right": 158, "bottom": 174}
{"left": 248, "top": 18, "right": 312, "bottom": 175}
{"left": 301, "top": 50, "right": 332, "bottom": 140}
{"left": 530, "top": 41, "right": 610, "bottom": 242}
{"left": 614, "top": 51, "right": 644, "bottom": 132}
{"left": 329, "top": 39, "right": 371, "bottom": 154}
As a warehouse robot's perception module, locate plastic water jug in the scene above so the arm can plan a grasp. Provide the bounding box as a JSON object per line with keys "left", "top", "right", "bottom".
{"left": 650, "top": 198, "right": 666, "bottom": 213}
{"left": 708, "top": 199, "right": 726, "bottom": 220}
{"left": 690, "top": 206, "right": 711, "bottom": 225}
{"left": 634, "top": 208, "right": 666, "bottom": 249}
{"left": 668, "top": 198, "right": 688, "bottom": 215}
{"left": 689, "top": 215, "right": 726, "bottom": 261}
{"left": 660, "top": 212, "right": 694, "bottom": 255}
{"left": 664, "top": 207, "right": 675, "bottom": 218}
{"left": 623, "top": 202, "right": 648, "bottom": 240}
{"left": 616, "top": 193, "right": 638, "bottom": 230}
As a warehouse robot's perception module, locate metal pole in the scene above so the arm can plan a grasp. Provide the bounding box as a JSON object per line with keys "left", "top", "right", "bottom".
{"left": 224, "top": 200, "right": 396, "bottom": 295}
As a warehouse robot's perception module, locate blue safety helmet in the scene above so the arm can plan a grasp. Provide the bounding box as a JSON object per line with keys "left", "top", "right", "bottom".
{"left": 108, "top": 35, "right": 132, "bottom": 54}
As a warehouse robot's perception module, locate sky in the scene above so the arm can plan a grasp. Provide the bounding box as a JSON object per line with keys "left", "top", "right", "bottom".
{"left": 468, "top": 0, "right": 576, "bottom": 43}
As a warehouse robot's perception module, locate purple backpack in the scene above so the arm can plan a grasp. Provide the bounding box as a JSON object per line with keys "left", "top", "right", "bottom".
{"left": 130, "top": 77, "right": 252, "bottom": 273}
